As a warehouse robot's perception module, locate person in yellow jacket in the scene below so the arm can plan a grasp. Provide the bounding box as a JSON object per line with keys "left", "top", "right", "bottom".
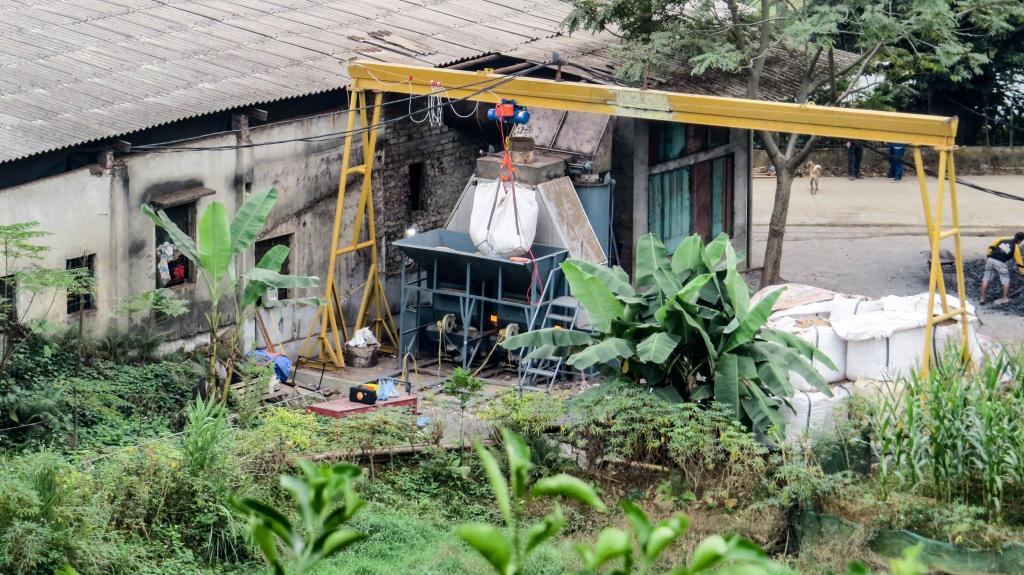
{"left": 980, "top": 232, "right": 1024, "bottom": 305}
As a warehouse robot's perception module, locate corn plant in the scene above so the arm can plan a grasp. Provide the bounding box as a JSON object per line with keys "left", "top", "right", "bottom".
{"left": 231, "top": 460, "right": 366, "bottom": 575}
{"left": 873, "top": 348, "right": 1024, "bottom": 520}
{"left": 503, "top": 232, "right": 834, "bottom": 432}
{"left": 182, "top": 396, "right": 230, "bottom": 473}
{"left": 446, "top": 366, "right": 484, "bottom": 456}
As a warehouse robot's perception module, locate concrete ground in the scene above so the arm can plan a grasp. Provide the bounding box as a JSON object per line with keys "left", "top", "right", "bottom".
{"left": 749, "top": 175, "right": 1024, "bottom": 343}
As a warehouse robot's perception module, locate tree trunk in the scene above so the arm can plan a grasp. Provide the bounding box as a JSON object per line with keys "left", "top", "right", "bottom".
{"left": 207, "top": 312, "right": 219, "bottom": 400}
{"left": 759, "top": 166, "right": 795, "bottom": 288}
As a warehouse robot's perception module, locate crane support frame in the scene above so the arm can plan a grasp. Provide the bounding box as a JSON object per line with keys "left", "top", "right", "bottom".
{"left": 299, "top": 90, "right": 398, "bottom": 368}
{"left": 305, "top": 60, "right": 969, "bottom": 374}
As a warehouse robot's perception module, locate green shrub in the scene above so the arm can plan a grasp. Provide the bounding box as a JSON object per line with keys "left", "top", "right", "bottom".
{"left": 478, "top": 391, "right": 567, "bottom": 437}
{"left": 565, "top": 382, "right": 769, "bottom": 505}
{"left": 0, "top": 337, "right": 198, "bottom": 452}
{"left": 0, "top": 451, "right": 141, "bottom": 574}
{"left": 90, "top": 405, "right": 256, "bottom": 567}
{"left": 235, "top": 407, "right": 329, "bottom": 481}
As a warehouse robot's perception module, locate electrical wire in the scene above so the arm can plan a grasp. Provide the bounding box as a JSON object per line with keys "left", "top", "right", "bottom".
{"left": 943, "top": 97, "right": 1024, "bottom": 135}
{"left": 129, "top": 63, "right": 547, "bottom": 153}
{"left": 863, "top": 143, "right": 1024, "bottom": 203}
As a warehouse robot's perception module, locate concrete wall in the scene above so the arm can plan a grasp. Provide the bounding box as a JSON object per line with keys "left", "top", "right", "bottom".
{"left": 753, "top": 145, "right": 1024, "bottom": 177}
{"left": 0, "top": 167, "right": 120, "bottom": 329}
{"left": 0, "top": 101, "right": 492, "bottom": 356}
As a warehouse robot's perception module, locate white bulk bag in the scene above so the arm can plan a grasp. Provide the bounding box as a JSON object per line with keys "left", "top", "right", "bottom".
{"left": 831, "top": 295, "right": 883, "bottom": 316}
{"left": 845, "top": 323, "right": 975, "bottom": 381}
{"left": 469, "top": 179, "right": 538, "bottom": 258}
{"left": 769, "top": 294, "right": 880, "bottom": 322}
{"left": 790, "top": 325, "right": 847, "bottom": 389}
{"left": 931, "top": 322, "right": 984, "bottom": 363}
{"left": 846, "top": 327, "right": 924, "bottom": 381}
{"left": 780, "top": 383, "right": 854, "bottom": 445}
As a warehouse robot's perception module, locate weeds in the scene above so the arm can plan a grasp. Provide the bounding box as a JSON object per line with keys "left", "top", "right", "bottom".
{"left": 565, "top": 382, "right": 769, "bottom": 506}
{"left": 183, "top": 397, "right": 230, "bottom": 474}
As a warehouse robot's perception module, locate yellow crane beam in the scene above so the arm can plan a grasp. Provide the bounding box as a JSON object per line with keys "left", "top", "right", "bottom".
{"left": 306, "top": 60, "right": 969, "bottom": 374}
{"left": 349, "top": 61, "right": 958, "bottom": 147}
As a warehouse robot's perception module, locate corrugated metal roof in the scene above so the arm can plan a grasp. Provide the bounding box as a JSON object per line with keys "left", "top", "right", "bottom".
{"left": 0, "top": 0, "right": 840, "bottom": 164}
{"left": 0, "top": 0, "right": 619, "bottom": 163}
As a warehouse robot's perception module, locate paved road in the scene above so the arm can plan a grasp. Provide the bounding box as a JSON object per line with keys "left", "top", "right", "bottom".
{"left": 749, "top": 175, "right": 1024, "bottom": 343}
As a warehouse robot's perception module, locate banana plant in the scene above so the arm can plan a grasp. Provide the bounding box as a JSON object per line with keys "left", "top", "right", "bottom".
{"left": 231, "top": 460, "right": 366, "bottom": 575}
{"left": 458, "top": 428, "right": 607, "bottom": 575}
{"left": 502, "top": 232, "right": 836, "bottom": 432}
{"left": 142, "top": 188, "right": 322, "bottom": 400}
{"left": 461, "top": 428, "right": 781, "bottom": 575}
{"left": 572, "top": 499, "right": 778, "bottom": 575}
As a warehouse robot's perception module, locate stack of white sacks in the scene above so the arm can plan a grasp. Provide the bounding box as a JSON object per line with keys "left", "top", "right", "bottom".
{"left": 755, "top": 284, "right": 984, "bottom": 444}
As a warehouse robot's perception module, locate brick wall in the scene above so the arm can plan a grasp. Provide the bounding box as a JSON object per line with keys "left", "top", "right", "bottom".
{"left": 373, "top": 106, "right": 491, "bottom": 274}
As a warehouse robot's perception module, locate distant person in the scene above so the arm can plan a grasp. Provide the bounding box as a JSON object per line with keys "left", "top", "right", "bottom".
{"left": 845, "top": 140, "right": 863, "bottom": 180}
{"left": 887, "top": 143, "right": 906, "bottom": 182}
{"left": 979, "top": 232, "right": 1024, "bottom": 306}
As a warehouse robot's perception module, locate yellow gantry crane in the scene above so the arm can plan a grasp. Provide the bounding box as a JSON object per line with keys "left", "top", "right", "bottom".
{"left": 303, "top": 60, "right": 967, "bottom": 374}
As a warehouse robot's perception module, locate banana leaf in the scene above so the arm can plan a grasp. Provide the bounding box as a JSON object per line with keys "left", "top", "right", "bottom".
{"left": 567, "top": 338, "right": 635, "bottom": 369}
{"left": 562, "top": 262, "right": 623, "bottom": 333}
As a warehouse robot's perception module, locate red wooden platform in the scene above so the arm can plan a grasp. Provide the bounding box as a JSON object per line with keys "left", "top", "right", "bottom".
{"left": 308, "top": 393, "right": 418, "bottom": 419}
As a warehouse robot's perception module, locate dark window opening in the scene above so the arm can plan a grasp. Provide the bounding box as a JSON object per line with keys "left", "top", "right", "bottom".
{"left": 254, "top": 235, "right": 292, "bottom": 304}
{"left": 0, "top": 275, "right": 15, "bottom": 329}
{"left": 709, "top": 126, "right": 730, "bottom": 148}
{"left": 687, "top": 125, "right": 709, "bottom": 154}
{"left": 409, "top": 161, "right": 425, "bottom": 211}
{"left": 155, "top": 202, "right": 196, "bottom": 288}
{"left": 66, "top": 255, "right": 96, "bottom": 314}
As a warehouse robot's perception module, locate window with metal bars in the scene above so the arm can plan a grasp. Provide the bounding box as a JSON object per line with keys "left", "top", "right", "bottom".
{"left": 66, "top": 254, "right": 95, "bottom": 314}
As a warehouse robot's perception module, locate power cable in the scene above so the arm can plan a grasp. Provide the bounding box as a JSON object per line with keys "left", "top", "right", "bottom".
{"left": 863, "top": 143, "right": 1024, "bottom": 204}
{"left": 130, "top": 69, "right": 519, "bottom": 150}
{"left": 943, "top": 97, "right": 1024, "bottom": 135}
{"left": 130, "top": 63, "right": 547, "bottom": 153}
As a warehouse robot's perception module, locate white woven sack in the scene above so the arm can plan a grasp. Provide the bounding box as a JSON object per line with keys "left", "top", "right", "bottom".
{"left": 845, "top": 323, "right": 970, "bottom": 381}
{"left": 469, "top": 179, "right": 538, "bottom": 258}
{"left": 790, "top": 325, "right": 847, "bottom": 390}
{"left": 831, "top": 295, "right": 883, "bottom": 316}
{"left": 780, "top": 383, "right": 854, "bottom": 445}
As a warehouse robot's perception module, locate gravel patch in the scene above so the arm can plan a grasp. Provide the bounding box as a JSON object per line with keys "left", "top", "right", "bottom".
{"left": 950, "top": 259, "right": 1024, "bottom": 316}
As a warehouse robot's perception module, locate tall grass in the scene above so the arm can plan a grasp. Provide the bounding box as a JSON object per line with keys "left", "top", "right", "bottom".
{"left": 182, "top": 396, "right": 229, "bottom": 473}
{"left": 874, "top": 348, "right": 1024, "bottom": 521}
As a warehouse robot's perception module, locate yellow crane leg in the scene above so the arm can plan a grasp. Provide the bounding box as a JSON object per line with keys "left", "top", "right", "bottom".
{"left": 299, "top": 89, "right": 398, "bottom": 368}
{"left": 914, "top": 146, "right": 972, "bottom": 375}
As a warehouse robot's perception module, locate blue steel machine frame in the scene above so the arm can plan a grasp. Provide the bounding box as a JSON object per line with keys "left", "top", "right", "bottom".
{"left": 395, "top": 229, "right": 568, "bottom": 374}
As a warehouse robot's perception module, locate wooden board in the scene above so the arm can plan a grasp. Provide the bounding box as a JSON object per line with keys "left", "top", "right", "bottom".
{"left": 308, "top": 394, "right": 418, "bottom": 419}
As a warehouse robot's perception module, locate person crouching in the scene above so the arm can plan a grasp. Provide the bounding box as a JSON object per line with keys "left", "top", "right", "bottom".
{"left": 980, "top": 232, "right": 1024, "bottom": 306}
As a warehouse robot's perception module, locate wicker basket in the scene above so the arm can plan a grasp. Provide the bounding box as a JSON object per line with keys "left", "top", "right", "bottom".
{"left": 344, "top": 343, "right": 380, "bottom": 368}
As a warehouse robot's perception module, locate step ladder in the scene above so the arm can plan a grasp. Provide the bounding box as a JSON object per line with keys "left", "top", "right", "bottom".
{"left": 520, "top": 295, "right": 583, "bottom": 391}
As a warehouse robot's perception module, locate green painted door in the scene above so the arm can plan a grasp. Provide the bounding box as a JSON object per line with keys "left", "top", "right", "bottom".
{"left": 710, "top": 156, "right": 732, "bottom": 236}
{"left": 648, "top": 167, "right": 691, "bottom": 252}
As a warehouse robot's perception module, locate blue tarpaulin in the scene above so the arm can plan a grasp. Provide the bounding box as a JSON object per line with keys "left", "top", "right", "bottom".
{"left": 249, "top": 349, "right": 292, "bottom": 382}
